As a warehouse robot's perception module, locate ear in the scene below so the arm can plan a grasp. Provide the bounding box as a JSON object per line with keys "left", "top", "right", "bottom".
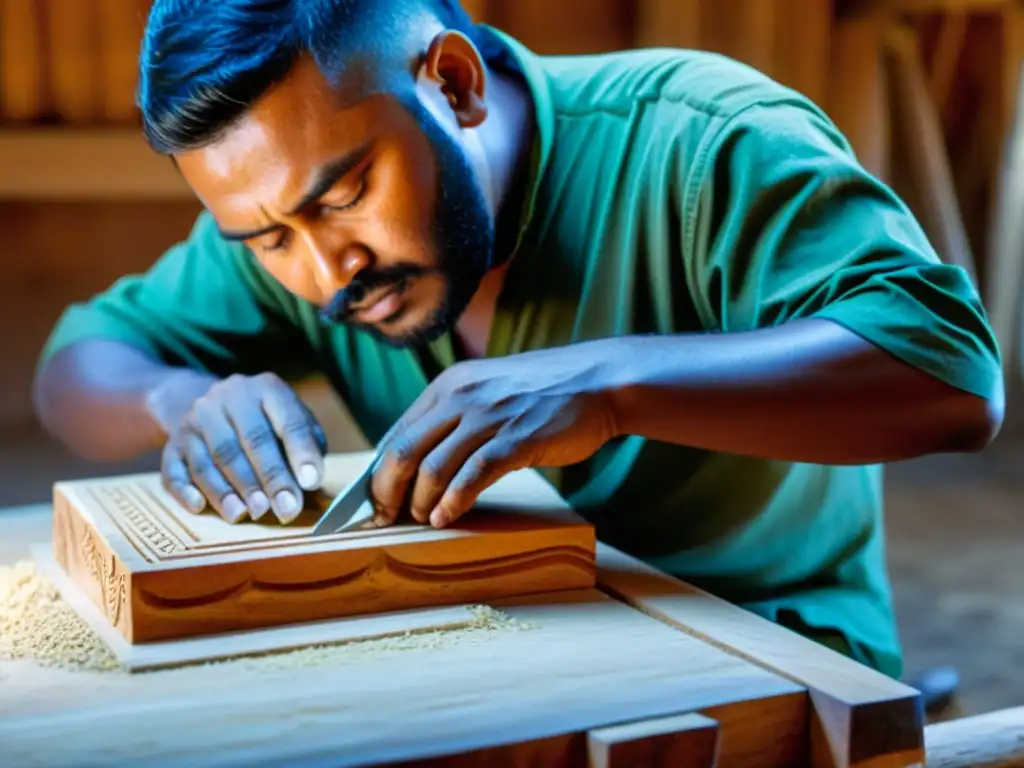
{"left": 419, "top": 30, "right": 487, "bottom": 128}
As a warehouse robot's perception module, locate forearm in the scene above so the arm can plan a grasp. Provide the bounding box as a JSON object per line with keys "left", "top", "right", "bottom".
{"left": 32, "top": 339, "right": 219, "bottom": 462}
{"left": 603, "top": 318, "right": 1003, "bottom": 464}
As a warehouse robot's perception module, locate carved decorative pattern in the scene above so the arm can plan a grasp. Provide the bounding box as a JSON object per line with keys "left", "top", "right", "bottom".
{"left": 81, "top": 526, "right": 128, "bottom": 625}
{"left": 94, "top": 485, "right": 184, "bottom": 557}
{"left": 136, "top": 545, "right": 595, "bottom": 612}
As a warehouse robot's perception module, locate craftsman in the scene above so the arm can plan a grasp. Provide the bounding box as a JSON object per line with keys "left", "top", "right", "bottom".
{"left": 32, "top": 0, "right": 1003, "bottom": 682}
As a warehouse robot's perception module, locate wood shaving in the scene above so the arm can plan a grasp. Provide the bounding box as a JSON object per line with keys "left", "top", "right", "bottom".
{"left": 0, "top": 560, "right": 118, "bottom": 671}
{"left": 0, "top": 560, "right": 539, "bottom": 674}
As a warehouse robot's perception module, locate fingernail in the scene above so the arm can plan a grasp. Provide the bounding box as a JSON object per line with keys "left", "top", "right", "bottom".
{"left": 298, "top": 464, "right": 320, "bottom": 490}
{"left": 183, "top": 487, "right": 205, "bottom": 513}
{"left": 373, "top": 513, "right": 390, "bottom": 528}
{"left": 275, "top": 490, "right": 300, "bottom": 523}
{"left": 430, "top": 508, "right": 449, "bottom": 528}
{"left": 223, "top": 494, "right": 247, "bottom": 523}
{"left": 248, "top": 491, "right": 271, "bottom": 520}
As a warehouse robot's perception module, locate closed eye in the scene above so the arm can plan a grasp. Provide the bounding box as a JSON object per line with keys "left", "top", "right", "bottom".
{"left": 320, "top": 177, "right": 367, "bottom": 213}
{"left": 256, "top": 168, "right": 369, "bottom": 254}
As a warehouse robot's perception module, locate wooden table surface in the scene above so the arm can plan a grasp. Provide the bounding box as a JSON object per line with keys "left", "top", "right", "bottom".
{"left": 0, "top": 502, "right": 926, "bottom": 767}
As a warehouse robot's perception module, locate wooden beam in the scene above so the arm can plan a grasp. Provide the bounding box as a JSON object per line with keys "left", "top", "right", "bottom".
{"left": 588, "top": 713, "right": 720, "bottom": 768}
{"left": 634, "top": 0, "right": 701, "bottom": 50}
{"left": 0, "top": 129, "right": 194, "bottom": 200}
{"left": 774, "top": 0, "right": 833, "bottom": 107}
{"left": 884, "top": 22, "right": 978, "bottom": 282}
{"left": 924, "top": 706, "right": 1024, "bottom": 767}
{"left": 595, "top": 543, "right": 925, "bottom": 768}
{"left": 828, "top": 10, "right": 892, "bottom": 180}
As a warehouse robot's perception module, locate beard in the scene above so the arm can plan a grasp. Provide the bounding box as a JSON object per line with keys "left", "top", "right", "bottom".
{"left": 318, "top": 97, "right": 496, "bottom": 348}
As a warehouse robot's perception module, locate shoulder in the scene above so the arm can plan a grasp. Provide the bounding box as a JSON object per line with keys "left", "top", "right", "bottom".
{"left": 536, "top": 48, "right": 863, "bottom": 200}
{"left": 541, "top": 47, "right": 855, "bottom": 164}
{"left": 539, "top": 47, "right": 817, "bottom": 122}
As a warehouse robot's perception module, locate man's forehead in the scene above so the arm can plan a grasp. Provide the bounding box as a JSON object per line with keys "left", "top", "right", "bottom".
{"left": 179, "top": 61, "right": 394, "bottom": 172}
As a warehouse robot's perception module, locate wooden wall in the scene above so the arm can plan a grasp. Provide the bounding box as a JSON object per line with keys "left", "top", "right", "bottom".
{"left": 0, "top": 0, "right": 1020, "bottom": 433}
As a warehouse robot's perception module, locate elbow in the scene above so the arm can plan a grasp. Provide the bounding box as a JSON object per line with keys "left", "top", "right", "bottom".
{"left": 943, "top": 384, "right": 1005, "bottom": 454}
{"left": 31, "top": 356, "right": 119, "bottom": 463}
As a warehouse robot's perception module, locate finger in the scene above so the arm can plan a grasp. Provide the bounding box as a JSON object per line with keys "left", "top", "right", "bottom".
{"left": 430, "top": 439, "right": 524, "bottom": 528}
{"left": 225, "top": 398, "right": 303, "bottom": 524}
{"left": 371, "top": 408, "right": 460, "bottom": 527}
{"left": 160, "top": 442, "right": 206, "bottom": 514}
{"left": 262, "top": 384, "right": 326, "bottom": 492}
{"left": 408, "top": 420, "right": 494, "bottom": 524}
{"left": 181, "top": 431, "right": 249, "bottom": 523}
{"left": 190, "top": 399, "right": 271, "bottom": 520}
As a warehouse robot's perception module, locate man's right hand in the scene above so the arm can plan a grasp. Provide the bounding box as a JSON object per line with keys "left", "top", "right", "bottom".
{"left": 159, "top": 372, "right": 328, "bottom": 524}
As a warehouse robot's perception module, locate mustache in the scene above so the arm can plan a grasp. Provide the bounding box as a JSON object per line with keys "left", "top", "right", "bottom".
{"left": 318, "top": 264, "right": 432, "bottom": 324}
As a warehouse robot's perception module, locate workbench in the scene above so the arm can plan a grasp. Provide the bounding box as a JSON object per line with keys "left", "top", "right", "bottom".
{"left": 0, "top": 499, "right": 934, "bottom": 768}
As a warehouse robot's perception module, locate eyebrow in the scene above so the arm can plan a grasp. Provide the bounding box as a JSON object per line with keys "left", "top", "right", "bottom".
{"left": 217, "top": 141, "right": 373, "bottom": 242}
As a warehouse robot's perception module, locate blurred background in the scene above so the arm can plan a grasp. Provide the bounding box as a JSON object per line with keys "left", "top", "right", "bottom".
{"left": 1, "top": 0, "right": 1023, "bottom": 720}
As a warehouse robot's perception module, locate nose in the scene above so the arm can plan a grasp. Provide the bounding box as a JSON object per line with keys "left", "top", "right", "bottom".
{"left": 300, "top": 228, "right": 370, "bottom": 298}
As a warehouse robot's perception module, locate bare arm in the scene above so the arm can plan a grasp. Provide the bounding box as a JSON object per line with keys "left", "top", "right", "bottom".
{"left": 32, "top": 339, "right": 218, "bottom": 462}
{"left": 605, "top": 318, "right": 1004, "bottom": 464}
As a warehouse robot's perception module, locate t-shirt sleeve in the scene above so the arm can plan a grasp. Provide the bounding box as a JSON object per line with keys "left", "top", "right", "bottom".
{"left": 38, "top": 210, "right": 318, "bottom": 381}
{"left": 680, "top": 100, "right": 1001, "bottom": 399}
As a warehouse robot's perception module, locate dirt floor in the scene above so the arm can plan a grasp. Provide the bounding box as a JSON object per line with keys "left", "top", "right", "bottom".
{"left": 0, "top": 394, "right": 1021, "bottom": 719}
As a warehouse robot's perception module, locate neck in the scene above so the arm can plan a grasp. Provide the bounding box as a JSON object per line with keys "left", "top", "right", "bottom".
{"left": 476, "top": 68, "right": 535, "bottom": 224}
{"left": 454, "top": 67, "right": 535, "bottom": 359}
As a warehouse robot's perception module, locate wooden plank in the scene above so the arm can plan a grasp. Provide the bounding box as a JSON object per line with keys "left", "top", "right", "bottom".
{"left": 52, "top": 451, "right": 596, "bottom": 643}
{"left": 32, "top": 544, "right": 479, "bottom": 672}
{"left": 924, "top": 705, "right": 1024, "bottom": 767}
{"left": 884, "top": 22, "right": 977, "bottom": 283}
{"left": 0, "top": 579, "right": 807, "bottom": 767}
{"left": 828, "top": 10, "right": 891, "bottom": 180}
{"left": 460, "top": 0, "right": 487, "bottom": 23}
{"left": 634, "top": 0, "right": 701, "bottom": 50}
{"left": 926, "top": 11, "right": 969, "bottom": 112}
{"left": 699, "top": 0, "right": 779, "bottom": 80}
{"left": 96, "top": 0, "right": 146, "bottom": 122}
{"left": 45, "top": 0, "right": 101, "bottom": 123}
{"left": 984, "top": 10, "right": 1024, "bottom": 381}
{"left": 488, "top": 0, "right": 634, "bottom": 55}
{"left": 0, "top": 0, "right": 49, "bottom": 121}
{"left": 594, "top": 543, "right": 925, "bottom": 768}
{"left": 773, "top": 0, "right": 833, "bottom": 107}
{"left": 0, "top": 128, "right": 193, "bottom": 199}
{"left": 588, "top": 713, "right": 720, "bottom": 767}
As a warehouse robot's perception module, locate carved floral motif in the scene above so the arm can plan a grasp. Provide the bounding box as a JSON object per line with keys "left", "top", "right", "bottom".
{"left": 81, "top": 526, "right": 127, "bottom": 624}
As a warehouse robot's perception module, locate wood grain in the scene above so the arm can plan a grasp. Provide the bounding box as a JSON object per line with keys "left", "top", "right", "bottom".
{"left": 828, "top": 10, "right": 891, "bottom": 181}
{"left": 884, "top": 22, "right": 977, "bottom": 283}
{"left": 0, "top": 582, "right": 809, "bottom": 768}
{"left": 32, "top": 544, "right": 481, "bottom": 672}
{"left": 0, "top": 129, "right": 193, "bottom": 199}
{"left": 0, "top": 0, "right": 48, "bottom": 121}
{"left": 924, "top": 705, "right": 1024, "bottom": 768}
{"left": 45, "top": 0, "right": 101, "bottom": 123}
{"left": 587, "top": 713, "right": 720, "bottom": 768}
{"left": 52, "top": 451, "right": 597, "bottom": 642}
{"left": 594, "top": 543, "right": 924, "bottom": 768}
{"left": 634, "top": 0, "right": 701, "bottom": 50}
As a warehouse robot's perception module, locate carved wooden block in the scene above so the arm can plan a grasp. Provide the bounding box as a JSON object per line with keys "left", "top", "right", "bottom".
{"left": 51, "top": 451, "right": 596, "bottom": 643}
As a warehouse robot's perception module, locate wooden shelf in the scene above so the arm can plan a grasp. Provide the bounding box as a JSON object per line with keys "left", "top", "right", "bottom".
{"left": 0, "top": 128, "right": 195, "bottom": 200}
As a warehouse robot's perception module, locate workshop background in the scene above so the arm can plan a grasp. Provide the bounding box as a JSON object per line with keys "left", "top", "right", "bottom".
{"left": 1, "top": 0, "right": 1023, "bottom": 720}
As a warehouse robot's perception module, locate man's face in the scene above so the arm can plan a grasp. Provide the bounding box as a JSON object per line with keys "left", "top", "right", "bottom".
{"left": 175, "top": 53, "right": 494, "bottom": 348}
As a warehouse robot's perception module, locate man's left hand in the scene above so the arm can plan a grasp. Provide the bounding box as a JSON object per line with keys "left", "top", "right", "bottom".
{"left": 370, "top": 346, "right": 620, "bottom": 528}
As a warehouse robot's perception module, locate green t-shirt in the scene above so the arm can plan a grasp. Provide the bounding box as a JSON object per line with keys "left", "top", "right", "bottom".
{"left": 40, "top": 30, "right": 1001, "bottom": 679}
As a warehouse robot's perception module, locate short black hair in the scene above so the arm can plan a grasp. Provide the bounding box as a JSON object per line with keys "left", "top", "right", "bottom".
{"left": 137, "top": 0, "right": 485, "bottom": 155}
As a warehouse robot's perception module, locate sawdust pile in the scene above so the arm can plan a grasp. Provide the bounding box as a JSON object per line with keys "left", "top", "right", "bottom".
{"left": 0, "top": 560, "right": 538, "bottom": 674}
{"left": 0, "top": 560, "right": 118, "bottom": 671}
